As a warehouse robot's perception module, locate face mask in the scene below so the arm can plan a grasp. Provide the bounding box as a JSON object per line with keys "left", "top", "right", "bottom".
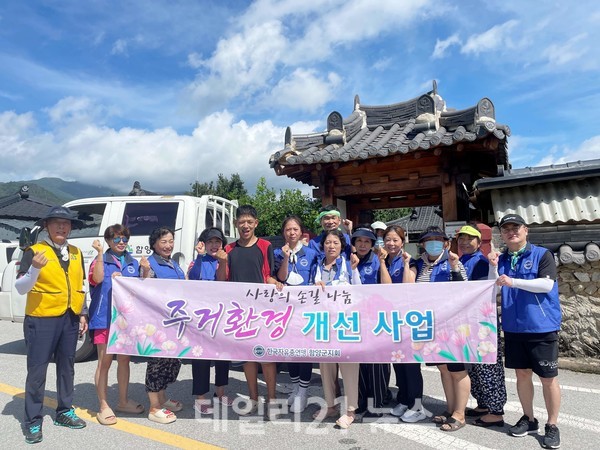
{"left": 424, "top": 240, "right": 444, "bottom": 256}
{"left": 375, "top": 237, "right": 384, "bottom": 248}
{"left": 286, "top": 271, "right": 304, "bottom": 286}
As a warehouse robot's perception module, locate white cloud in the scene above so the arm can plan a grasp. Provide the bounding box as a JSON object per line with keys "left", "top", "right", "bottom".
{"left": 541, "top": 33, "right": 588, "bottom": 66}
{"left": 111, "top": 38, "right": 128, "bottom": 56}
{"left": 264, "top": 69, "right": 341, "bottom": 113}
{"left": 461, "top": 20, "right": 519, "bottom": 55}
{"left": 432, "top": 33, "right": 460, "bottom": 59}
{"left": 537, "top": 135, "right": 600, "bottom": 166}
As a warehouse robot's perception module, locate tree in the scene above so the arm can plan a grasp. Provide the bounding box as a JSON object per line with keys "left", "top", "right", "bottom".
{"left": 187, "top": 173, "right": 248, "bottom": 201}
{"left": 246, "top": 177, "right": 321, "bottom": 236}
{"left": 373, "top": 208, "right": 412, "bottom": 223}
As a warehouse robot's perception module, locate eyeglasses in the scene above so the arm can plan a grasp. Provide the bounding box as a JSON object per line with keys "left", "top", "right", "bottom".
{"left": 500, "top": 225, "right": 523, "bottom": 234}
{"left": 113, "top": 237, "right": 129, "bottom": 244}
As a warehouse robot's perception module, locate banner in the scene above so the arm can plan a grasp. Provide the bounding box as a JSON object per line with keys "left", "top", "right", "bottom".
{"left": 108, "top": 278, "right": 498, "bottom": 364}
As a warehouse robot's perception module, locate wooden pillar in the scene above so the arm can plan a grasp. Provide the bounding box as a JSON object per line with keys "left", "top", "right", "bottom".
{"left": 441, "top": 174, "right": 458, "bottom": 222}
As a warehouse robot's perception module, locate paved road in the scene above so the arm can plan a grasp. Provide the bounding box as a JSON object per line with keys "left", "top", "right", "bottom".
{"left": 0, "top": 319, "right": 597, "bottom": 449}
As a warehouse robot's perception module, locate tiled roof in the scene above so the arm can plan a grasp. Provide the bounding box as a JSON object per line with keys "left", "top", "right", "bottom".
{"left": 474, "top": 159, "right": 600, "bottom": 225}
{"left": 386, "top": 206, "right": 443, "bottom": 234}
{"left": 0, "top": 194, "right": 54, "bottom": 220}
{"left": 270, "top": 82, "right": 509, "bottom": 178}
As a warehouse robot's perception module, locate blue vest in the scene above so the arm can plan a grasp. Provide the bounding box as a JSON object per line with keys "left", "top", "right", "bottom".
{"left": 188, "top": 254, "right": 218, "bottom": 281}
{"left": 498, "top": 244, "right": 561, "bottom": 333}
{"left": 460, "top": 250, "right": 489, "bottom": 281}
{"left": 89, "top": 251, "right": 140, "bottom": 330}
{"left": 309, "top": 231, "right": 353, "bottom": 259}
{"left": 415, "top": 250, "right": 453, "bottom": 282}
{"left": 357, "top": 251, "right": 380, "bottom": 285}
{"left": 274, "top": 245, "right": 318, "bottom": 285}
{"left": 386, "top": 254, "right": 406, "bottom": 284}
{"left": 149, "top": 253, "right": 186, "bottom": 279}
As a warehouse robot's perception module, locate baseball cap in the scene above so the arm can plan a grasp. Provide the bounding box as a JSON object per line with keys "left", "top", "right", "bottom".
{"left": 36, "top": 206, "right": 83, "bottom": 229}
{"left": 499, "top": 214, "right": 526, "bottom": 227}
{"left": 351, "top": 227, "right": 376, "bottom": 245}
{"left": 199, "top": 227, "right": 225, "bottom": 243}
{"left": 371, "top": 221, "right": 387, "bottom": 231}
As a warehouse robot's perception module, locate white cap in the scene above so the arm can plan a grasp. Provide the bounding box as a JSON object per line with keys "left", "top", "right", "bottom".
{"left": 371, "top": 221, "right": 387, "bottom": 231}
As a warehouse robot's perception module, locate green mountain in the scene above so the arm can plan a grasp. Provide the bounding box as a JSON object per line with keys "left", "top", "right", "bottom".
{"left": 0, "top": 178, "right": 126, "bottom": 204}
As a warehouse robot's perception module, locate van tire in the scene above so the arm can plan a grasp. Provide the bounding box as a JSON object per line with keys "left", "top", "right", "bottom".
{"left": 75, "top": 332, "right": 96, "bottom": 362}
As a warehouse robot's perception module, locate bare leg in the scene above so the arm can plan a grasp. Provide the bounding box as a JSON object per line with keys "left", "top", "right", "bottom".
{"left": 116, "top": 354, "right": 131, "bottom": 407}
{"left": 244, "top": 362, "right": 259, "bottom": 401}
{"left": 515, "top": 369, "right": 535, "bottom": 420}
{"left": 438, "top": 365, "right": 455, "bottom": 412}
{"left": 261, "top": 362, "right": 277, "bottom": 402}
{"left": 450, "top": 370, "right": 470, "bottom": 422}
{"left": 94, "top": 343, "right": 114, "bottom": 412}
{"left": 148, "top": 391, "right": 162, "bottom": 413}
{"left": 540, "top": 376, "right": 561, "bottom": 425}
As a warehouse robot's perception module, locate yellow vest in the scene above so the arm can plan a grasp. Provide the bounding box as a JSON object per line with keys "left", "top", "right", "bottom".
{"left": 26, "top": 242, "right": 86, "bottom": 317}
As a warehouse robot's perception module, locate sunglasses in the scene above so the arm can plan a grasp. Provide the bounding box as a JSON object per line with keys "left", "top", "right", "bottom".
{"left": 112, "top": 237, "right": 129, "bottom": 244}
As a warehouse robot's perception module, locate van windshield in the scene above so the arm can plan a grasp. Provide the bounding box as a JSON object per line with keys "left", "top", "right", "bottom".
{"left": 123, "top": 202, "right": 178, "bottom": 235}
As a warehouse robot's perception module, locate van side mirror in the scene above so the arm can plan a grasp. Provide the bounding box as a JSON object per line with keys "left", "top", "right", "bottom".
{"left": 19, "top": 227, "right": 32, "bottom": 250}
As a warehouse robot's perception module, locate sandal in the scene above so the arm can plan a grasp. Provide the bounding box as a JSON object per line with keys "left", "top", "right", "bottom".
{"left": 440, "top": 417, "right": 466, "bottom": 432}
{"left": 214, "top": 394, "right": 234, "bottom": 407}
{"left": 148, "top": 408, "right": 176, "bottom": 424}
{"left": 312, "top": 407, "right": 338, "bottom": 420}
{"left": 432, "top": 411, "right": 452, "bottom": 425}
{"left": 115, "top": 400, "right": 145, "bottom": 414}
{"left": 97, "top": 407, "right": 117, "bottom": 425}
{"left": 465, "top": 407, "right": 488, "bottom": 417}
{"left": 161, "top": 399, "right": 183, "bottom": 412}
{"left": 335, "top": 414, "right": 355, "bottom": 429}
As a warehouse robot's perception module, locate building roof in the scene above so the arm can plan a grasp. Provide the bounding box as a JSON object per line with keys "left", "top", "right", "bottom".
{"left": 0, "top": 185, "right": 54, "bottom": 220}
{"left": 474, "top": 159, "right": 600, "bottom": 225}
{"left": 270, "top": 81, "right": 510, "bottom": 185}
{"left": 387, "top": 206, "right": 443, "bottom": 235}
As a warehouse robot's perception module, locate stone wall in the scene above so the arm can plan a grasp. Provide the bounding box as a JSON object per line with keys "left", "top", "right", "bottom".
{"left": 558, "top": 261, "right": 600, "bottom": 358}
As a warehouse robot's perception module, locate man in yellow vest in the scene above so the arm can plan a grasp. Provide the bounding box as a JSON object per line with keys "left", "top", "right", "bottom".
{"left": 15, "top": 206, "right": 88, "bottom": 444}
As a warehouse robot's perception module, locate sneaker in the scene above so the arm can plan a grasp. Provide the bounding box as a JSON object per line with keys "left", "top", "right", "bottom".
{"left": 509, "top": 415, "right": 539, "bottom": 437}
{"left": 287, "top": 385, "right": 299, "bottom": 406}
{"left": 54, "top": 408, "right": 86, "bottom": 429}
{"left": 290, "top": 394, "right": 308, "bottom": 413}
{"left": 238, "top": 399, "right": 259, "bottom": 416}
{"left": 543, "top": 424, "right": 561, "bottom": 449}
{"left": 390, "top": 403, "right": 408, "bottom": 417}
{"left": 400, "top": 408, "right": 431, "bottom": 423}
{"left": 24, "top": 424, "right": 43, "bottom": 444}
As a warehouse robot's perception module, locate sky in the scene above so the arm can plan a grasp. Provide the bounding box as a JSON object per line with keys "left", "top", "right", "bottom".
{"left": 1, "top": 0, "right": 599, "bottom": 195}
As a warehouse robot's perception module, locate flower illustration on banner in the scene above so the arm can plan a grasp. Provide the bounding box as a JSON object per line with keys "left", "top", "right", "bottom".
{"left": 145, "top": 324, "right": 157, "bottom": 337}
{"left": 480, "top": 301, "right": 495, "bottom": 318}
{"left": 478, "top": 325, "right": 491, "bottom": 340}
{"left": 391, "top": 350, "right": 405, "bottom": 362}
{"left": 114, "top": 333, "right": 133, "bottom": 351}
{"left": 153, "top": 330, "right": 167, "bottom": 344}
{"left": 161, "top": 340, "right": 177, "bottom": 354}
{"left": 117, "top": 300, "right": 134, "bottom": 315}
{"left": 192, "top": 345, "right": 204, "bottom": 357}
{"left": 452, "top": 330, "right": 468, "bottom": 347}
{"left": 180, "top": 335, "right": 190, "bottom": 347}
{"left": 423, "top": 342, "right": 441, "bottom": 356}
{"left": 411, "top": 342, "right": 425, "bottom": 351}
{"left": 130, "top": 325, "right": 147, "bottom": 339}
{"left": 436, "top": 329, "right": 450, "bottom": 342}
{"left": 116, "top": 315, "right": 128, "bottom": 330}
{"left": 456, "top": 324, "right": 471, "bottom": 338}
{"left": 477, "top": 340, "right": 497, "bottom": 357}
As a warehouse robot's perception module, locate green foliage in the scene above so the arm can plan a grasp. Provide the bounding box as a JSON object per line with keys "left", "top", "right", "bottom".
{"left": 246, "top": 177, "right": 321, "bottom": 236}
{"left": 188, "top": 173, "right": 248, "bottom": 201}
{"left": 373, "top": 208, "right": 411, "bottom": 223}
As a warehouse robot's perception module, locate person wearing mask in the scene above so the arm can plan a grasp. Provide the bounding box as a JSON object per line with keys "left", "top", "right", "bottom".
{"left": 15, "top": 206, "right": 88, "bottom": 444}
{"left": 457, "top": 224, "right": 507, "bottom": 428}
{"left": 488, "top": 214, "right": 562, "bottom": 449}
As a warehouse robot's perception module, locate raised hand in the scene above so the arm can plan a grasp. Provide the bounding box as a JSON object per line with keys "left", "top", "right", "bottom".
{"left": 281, "top": 243, "right": 291, "bottom": 259}
{"left": 350, "top": 252, "right": 360, "bottom": 270}
{"left": 342, "top": 218, "right": 353, "bottom": 233}
{"left": 92, "top": 239, "right": 103, "bottom": 254}
{"left": 31, "top": 250, "right": 48, "bottom": 269}
{"left": 139, "top": 256, "right": 151, "bottom": 277}
{"left": 195, "top": 241, "right": 206, "bottom": 256}
{"left": 448, "top": 250, "right": 459, "bottom": 269}
{"left": 215, "top": 249, "right": 228, "bottom": 263}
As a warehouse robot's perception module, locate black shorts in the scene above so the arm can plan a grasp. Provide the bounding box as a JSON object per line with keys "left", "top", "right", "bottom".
{"left": 426, "top": 362, "right": 466, "bottom": 372}
{"left": 504, "top": 332, "right": 559, "bottom": 378}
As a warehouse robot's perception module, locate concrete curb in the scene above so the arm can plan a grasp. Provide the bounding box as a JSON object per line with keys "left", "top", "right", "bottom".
{"left": 559, "top": 357, "right": 600, "bottom": 374}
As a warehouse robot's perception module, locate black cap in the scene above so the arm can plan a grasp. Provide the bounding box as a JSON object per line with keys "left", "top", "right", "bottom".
{"left": 418, "top": 229, "right": 449, "bottom": 243}
{"left": 199, "top": 227, "right": 225, "bottom": 243}
{"left": 36, "top": 206, "right": 83, "bottom": 229}
{"left": 499, "top": 214, "right": 526, "bottom": 227}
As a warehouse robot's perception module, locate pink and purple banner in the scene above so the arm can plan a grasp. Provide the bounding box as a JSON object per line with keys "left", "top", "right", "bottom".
{"left": 108, "top": 278, "right": 498, "bottom": 364}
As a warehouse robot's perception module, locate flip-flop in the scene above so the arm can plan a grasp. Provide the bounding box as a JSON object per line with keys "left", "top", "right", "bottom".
{"left": 161, "top": 399, "right": 183, "bottom": 412}
{"left": 335, "top": 414, "right": 355, "bottom": 429}
{"left": 465, "top": 408, "right": 488, "bottom": 417}
{"left": 115, "top": 401, "right": 145, "bottom": 414}
{"left": 432, "top": 411, "right": 452, "bottom": 425}
{"left": 97, "top": 407, "right": 117, "bottom": 426}
{"left": 148, "top": 408, "right": 176, "bottom": 424}
{"left": 440, "top": 417, "right": 466, "bottom": 432}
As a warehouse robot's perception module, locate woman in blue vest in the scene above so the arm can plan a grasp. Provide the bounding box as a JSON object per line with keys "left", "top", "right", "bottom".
{"left": 352, "top": 225, "right": 392, "bottom": 418}
{"left": 274, "top": 215, "right": 318, "bottom": 413}
{"left": 413, "top": 226, "right": 469, "bottom": 432}
{"left": 145, "top": 226, "right": 186, "bottom": 424}
{"left": 89, "top": 224, "right": 150, "bottom": 425}
{"left": 188, "top": 227, "right": 235, "bottom": 415}
{"left": 313, "top": 229, "right": 361, "bottom": 429}
{"left": 382, "top": 225, "right": 421, "bottom": 421}
{"left": 457, "top": 224, "right": 506, "bottom": 428}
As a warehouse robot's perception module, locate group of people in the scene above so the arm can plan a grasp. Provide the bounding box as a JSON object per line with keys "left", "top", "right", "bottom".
{"left": 15, "top": 204, "right": 562, "bottom": 449}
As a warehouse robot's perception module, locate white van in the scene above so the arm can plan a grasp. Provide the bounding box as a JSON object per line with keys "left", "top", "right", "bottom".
{"left": 0, "top": 194, "right": 238, "bottom": 361}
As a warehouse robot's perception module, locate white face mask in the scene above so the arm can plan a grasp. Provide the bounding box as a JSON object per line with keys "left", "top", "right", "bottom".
{"left": 286, "top": 271, "right": 304, "bottom": 286}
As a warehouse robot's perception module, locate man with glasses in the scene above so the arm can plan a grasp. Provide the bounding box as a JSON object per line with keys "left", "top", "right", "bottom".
{"left": 488, "top": 214, "right": 562, "bottom": 449}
